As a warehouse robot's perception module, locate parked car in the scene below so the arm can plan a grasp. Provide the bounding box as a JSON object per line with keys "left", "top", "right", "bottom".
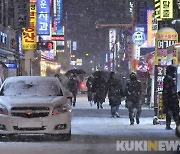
{"left": 0, "top": 76, "right": 72, "bottom": 140}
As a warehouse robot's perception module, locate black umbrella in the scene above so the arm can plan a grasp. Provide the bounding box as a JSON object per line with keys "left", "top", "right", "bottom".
{"left": 92, "top": 71, "right": 111, "bottom": 80}
{"left": 65, "top": 69, "right": 86, "bottom": 76}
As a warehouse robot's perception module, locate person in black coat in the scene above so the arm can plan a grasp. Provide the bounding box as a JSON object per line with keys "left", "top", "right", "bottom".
{"left": 107, "top": 72, "right": 123, "bottom": 117}
{"left": 162, "top": 65, "right": 179, "bottom": 130}
{"left": 125, "top": 72, "right": 142, "bottom": 125}
{"left": 92, "top": 71, "right": 107, "bottom": 109}
{"left": 68, "top": 75, "right": 79, "bottom": 107}
{"left": 86, "top": 76, "right": 94, "bottom": 106}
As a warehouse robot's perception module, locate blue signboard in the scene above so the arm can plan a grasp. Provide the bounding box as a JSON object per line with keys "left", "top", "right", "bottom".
{"left": 5, "top": 63, "right": 18, "bottom": 69}
{"left": 37, "top": 0, "right": 51, "bottom": 35}
{"left": 56, "top": 0, "right": 63, "bottom": 34}
{"left": 18, "top": 35, "right": 22, "bottom": 54}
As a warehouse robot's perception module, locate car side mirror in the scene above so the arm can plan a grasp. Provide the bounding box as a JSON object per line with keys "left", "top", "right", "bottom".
{"left": 65, "top": 91, "right": 73, "bottom": 99}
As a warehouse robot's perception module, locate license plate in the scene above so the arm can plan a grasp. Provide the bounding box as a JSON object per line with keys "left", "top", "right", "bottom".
{"left": 18, "top": 121, "right": 42, "bottom": 128}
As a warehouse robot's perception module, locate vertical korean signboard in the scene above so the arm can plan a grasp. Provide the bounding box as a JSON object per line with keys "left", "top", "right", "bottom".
{"left": 147, "top": 10, "right": 158, "bottom": 47}
{"left": 22, "top": 3, "right": 37, "bottom": 50}
{"left": 56, "top": 0, "right": 63, "bottom": 35}
{"left": 154, "top": 0, "right": 173, "bottom": 21}
{"left": 160, "top": 0, "right": 173, "bottom": 19}
{"left": 109, "top": 29, "right": 116, "bottom": 71}
{"left": 154, "top": 27, "right": 178, "bottom": 119}
{"left": 37, "top": 0, "right": 50, "bottom": 35}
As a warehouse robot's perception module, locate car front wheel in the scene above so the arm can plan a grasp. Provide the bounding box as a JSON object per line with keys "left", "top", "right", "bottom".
{"left": 62, "top": 129, "right": 71, "bottom": 141}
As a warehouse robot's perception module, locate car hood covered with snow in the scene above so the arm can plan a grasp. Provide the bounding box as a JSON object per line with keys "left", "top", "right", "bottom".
{"left": 0, "top": 96, "right": 66, "bottom": 108}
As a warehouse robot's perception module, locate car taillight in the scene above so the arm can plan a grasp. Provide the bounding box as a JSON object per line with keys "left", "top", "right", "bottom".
{"left": 81, "top": 82, "right": 85, "bottom": 88}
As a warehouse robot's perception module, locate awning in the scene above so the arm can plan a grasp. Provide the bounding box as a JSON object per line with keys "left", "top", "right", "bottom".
{"left": 0, "top": 47, "right": 17, "bottom": 56}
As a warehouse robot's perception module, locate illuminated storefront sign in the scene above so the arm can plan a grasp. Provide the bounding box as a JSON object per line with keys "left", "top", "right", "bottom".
{"left": 132, "top": 31, "right": 146, "bottom": 46}
{"left": 109, "top": 29, "right": 116, "bottom": 51}
{"left": 76, "top": 59, "right": 82, "bottom": 66}
{"left": 52, "top": 0, "right": 57, "bottom": 33}
{"left": 147, "top": 10, "right": 158, "bottom": 46}
{"left": 129, "top": 1, "right": 134, "bottom": 16}
{"left": 52, "top": 35, "right": 64, "bottom": 41}
{"left": 154, "top": 0, "right": 162, "bottom": 21}
{"left": 0, "top": 32, "right": 7, "bottom": 45}
{"left": 37, "top": 0, "right": 50, "bottom": 35}
{"left": 18, "top": 35, "right": 22, "bottom": 54}
{"left": 155, "top": 28, "right": 178, "bottom": 65}
{"left": 154, "top": 27, "right": 178, "bottom": 120}
{"left": 154, "top": 65, "right": 166, "bottom": 119}
{"left": 160, "top": 0, "right": 173, "bottom": 19}
{"left": 154, "top": 0, "right": 173, "bottom": 20}
{"left": 56, "top": 0, "right": 63, "bottom": 34}
{"left": 22, "top": 3, "right": 37, "bottom": 50}
{"left": 5, "top": 63, "right": 18, "bottom": 69}
{"left": 41, "top": 50, "right": 54, "bottom": 60}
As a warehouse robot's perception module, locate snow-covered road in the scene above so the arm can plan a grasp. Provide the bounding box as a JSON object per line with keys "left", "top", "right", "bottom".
{"left": 0, "top": 94, "right": 179, "bottom": 154}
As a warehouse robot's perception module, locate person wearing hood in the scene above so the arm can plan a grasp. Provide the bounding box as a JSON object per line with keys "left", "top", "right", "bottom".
{"left": 162, "top": 65, "right": 179, "bottom": 130}
{"left": 107, "top": 72, "right": 123, "bottom": 117}
{"left": 125, "top": 72, "right": 142, "bottom": 125}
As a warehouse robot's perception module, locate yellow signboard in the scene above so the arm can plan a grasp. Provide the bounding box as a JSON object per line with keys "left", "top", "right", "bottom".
{"left": 160, "top": 0, "right": 173, "bottom": 19}
{"left": 154, "top": 0, "right": 173, "bottom": 20}
{"left": 22, "top": 3, "right": 37, "bottom": 51}
{"left": 154, "top": 0, "right": 162, "bottom": 21}
{"left": 155, "top": 28, "right": 178, "bottom": 65}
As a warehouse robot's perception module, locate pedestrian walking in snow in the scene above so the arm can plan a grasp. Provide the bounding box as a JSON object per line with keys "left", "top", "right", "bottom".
{"left": 86, "top": 76, "right": 94, "bottom": 106}
{"left": 125, "top": 72, "right": 142, "bottom": 125}
{"left": 68, "top": 75, "right": 79, "bottom": 107}
{"left": 162, "top": 65, "right": 179, "bottom": 130}
{"left": 92, "top": 71, "right": 107, "bottom": 109}
{"left": 107, "top": 72, "right": 123, "bottom": 118}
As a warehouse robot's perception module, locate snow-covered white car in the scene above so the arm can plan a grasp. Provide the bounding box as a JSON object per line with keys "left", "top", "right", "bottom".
{"left": 0, "top": 76, "right": 72, "bottom": 140}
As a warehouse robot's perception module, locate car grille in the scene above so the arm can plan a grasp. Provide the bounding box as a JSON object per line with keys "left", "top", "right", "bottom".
{"left": 13, "top": 126, "right": 46, "bottom": 131}
{"left": 11, "top": 107, "right": 50, "bottom": 118}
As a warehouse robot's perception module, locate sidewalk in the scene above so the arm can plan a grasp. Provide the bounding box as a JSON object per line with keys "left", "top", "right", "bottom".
{"left": 75, "top": 94, "right": 153, "bottom": 110}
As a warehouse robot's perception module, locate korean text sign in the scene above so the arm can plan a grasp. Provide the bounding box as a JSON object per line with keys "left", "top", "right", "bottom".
{"left": 22, "top": 3, "right": 37, "bottom": 50}
{"left": 155, "top": 28, "right": 178, "bottom": 65}
{"left": 37, "top": 0, "right": 50, "bottom": 35}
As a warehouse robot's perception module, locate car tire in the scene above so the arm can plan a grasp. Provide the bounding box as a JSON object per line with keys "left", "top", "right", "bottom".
{"left": 50, "top": 129, "right": 71, "bottom": 141}
{"left": 62, "top": 129, "right": 71, "bottom": 141}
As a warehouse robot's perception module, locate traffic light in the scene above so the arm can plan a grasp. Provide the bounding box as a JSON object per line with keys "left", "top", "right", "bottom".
{"left": 37, "top": 42, "right": 54, "bottom": 50}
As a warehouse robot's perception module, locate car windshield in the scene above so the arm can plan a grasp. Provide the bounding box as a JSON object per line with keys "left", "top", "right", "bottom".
{"left": 0, "top": 78, "right": 63, "bottom": 96}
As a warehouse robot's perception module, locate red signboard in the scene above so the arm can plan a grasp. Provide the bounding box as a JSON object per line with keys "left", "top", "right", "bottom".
{"left": 52, "top": 35, "right": 64, "bottom": 41}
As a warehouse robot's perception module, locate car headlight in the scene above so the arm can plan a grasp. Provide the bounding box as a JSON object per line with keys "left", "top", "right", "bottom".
{"left": 0, "top": 104, "right": 8, "bottom": 115}
{"left": 52, "top": 105, "right": 68, "bottom": 115}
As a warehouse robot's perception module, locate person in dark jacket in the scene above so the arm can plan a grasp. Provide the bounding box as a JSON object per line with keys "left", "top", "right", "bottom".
{"left": 107, "top": 72, "right": 123, "bottom": 117}
{"left": 125, "top": 72, "right": 142, "bottom": 125}
{"left": 68, "top": 75, "right": 79, "bottom": 107}
{"left": 86, "top": 76, "right": 94, "bottom": 106}
{"left": 162, "top": 65, "right": 179, "bottom": 130}
{"left": 92, "top": 71, "right": 107, "bottom": 109}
